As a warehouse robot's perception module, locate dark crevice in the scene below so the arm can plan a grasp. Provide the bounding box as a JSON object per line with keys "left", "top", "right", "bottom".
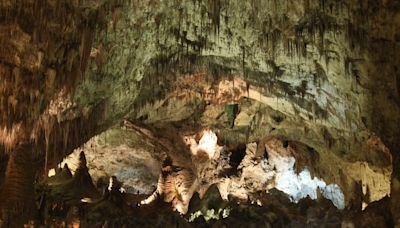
{"left": 283, "top": 140, "right": 289, "bottom": 148}
{"left": 263, "top": 146, "right": 269, "bottom": 160}
{"left": 228, "top": 143, "right": 246, "bottom": 176}
{"left": 272, "top": 114, "right": 284, "bottom": 124}
{"left": 0, "top": 150, "right": 9, "bottom": 186}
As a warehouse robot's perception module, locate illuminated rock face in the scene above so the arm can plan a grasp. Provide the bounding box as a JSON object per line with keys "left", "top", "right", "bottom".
{"left": 54, "top": 128, "right": 161, "bottom": 194}
{"left": 136, "top": 131, "right": 385, "bottom": 213}
{"left": 131, "top": 73, "right": 393, "bottom": 211}
{"left": 195, "top": 130, "right": 219, "bottom": 158}
{"left": 265, "top": 149, "right": 345, "bottom": 209}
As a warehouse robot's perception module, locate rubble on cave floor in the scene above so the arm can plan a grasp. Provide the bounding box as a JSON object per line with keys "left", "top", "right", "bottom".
{"left": 27, "top": 146, "right": 393, "bottom": 228}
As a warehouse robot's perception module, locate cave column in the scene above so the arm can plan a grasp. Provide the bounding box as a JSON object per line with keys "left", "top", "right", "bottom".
{"left": 0, "top": 144, "right": 37, "bottom": 226}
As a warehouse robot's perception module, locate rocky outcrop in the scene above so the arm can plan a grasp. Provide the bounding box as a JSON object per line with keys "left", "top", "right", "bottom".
{"left": 33, "top": 156, "right": 395, "bottom": 227}
{"left": 55, "top": 128, "right": 161, "bottom": 194}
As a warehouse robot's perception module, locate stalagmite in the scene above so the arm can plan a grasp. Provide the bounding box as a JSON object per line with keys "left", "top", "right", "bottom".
{"left": 0, "top": 144, "right": 36, "bottom": 227}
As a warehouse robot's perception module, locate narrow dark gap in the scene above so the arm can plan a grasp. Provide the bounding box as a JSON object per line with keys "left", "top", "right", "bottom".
{"left": 0, "top": 152, "right": 9, "bottom": 186}
{"left": 228, "top": 143, "right": 246, "bottom": 176}
{"left": 264, "top": 146, "right": 269, "bottom": 160}
{"left": 283, "top": 140, "right": 289, "bottom": 148}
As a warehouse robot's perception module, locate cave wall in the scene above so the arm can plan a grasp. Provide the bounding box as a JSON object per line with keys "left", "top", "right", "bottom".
{"left": 56, "top": 127, "right": 162, "bottom": 194}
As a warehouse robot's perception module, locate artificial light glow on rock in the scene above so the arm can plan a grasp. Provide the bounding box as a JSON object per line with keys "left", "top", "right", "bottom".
{"left": 271, "top": 155, "right": 345, "bottom": 209}
{"left": 192, "top": 129, "right": 219, "bottom": 158}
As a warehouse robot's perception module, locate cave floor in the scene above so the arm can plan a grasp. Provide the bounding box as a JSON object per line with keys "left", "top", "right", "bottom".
{"left": 24, "top": 172, "right": 393, "bottom": 228}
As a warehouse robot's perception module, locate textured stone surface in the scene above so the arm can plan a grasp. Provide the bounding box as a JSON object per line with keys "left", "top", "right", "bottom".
{"left": 55, "top": 128, "right": 161, "bottom": 194}
{"left": 0, "top": 0, "right": 398, "bottom": 171}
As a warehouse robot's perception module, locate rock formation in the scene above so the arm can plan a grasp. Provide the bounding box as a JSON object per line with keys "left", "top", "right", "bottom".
{"left": 0, "top": 0, "right": 399, "bottom": 226}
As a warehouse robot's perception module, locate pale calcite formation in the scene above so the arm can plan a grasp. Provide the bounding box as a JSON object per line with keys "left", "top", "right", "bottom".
{"left": 135, "top": 130, "right": 390, "bottom": 213}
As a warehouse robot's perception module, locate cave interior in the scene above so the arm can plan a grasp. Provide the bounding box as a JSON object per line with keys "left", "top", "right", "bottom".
{"left": 0, "top": 0, "right": 400, "bottom": 227}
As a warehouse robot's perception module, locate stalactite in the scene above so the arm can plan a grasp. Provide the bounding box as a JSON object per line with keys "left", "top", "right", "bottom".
{"left": 79, "top": 27, "right": 94, "bottom": 76}
{"left": 207, "top": 0, "right": 222, "bottom": 36}
{"left": 241, "top": 46, "right": 246, "bottom": 79}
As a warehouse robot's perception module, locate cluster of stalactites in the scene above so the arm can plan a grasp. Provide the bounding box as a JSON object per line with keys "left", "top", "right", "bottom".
{"left": 0, "top": 0, "right": 116, "bottom": 153}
